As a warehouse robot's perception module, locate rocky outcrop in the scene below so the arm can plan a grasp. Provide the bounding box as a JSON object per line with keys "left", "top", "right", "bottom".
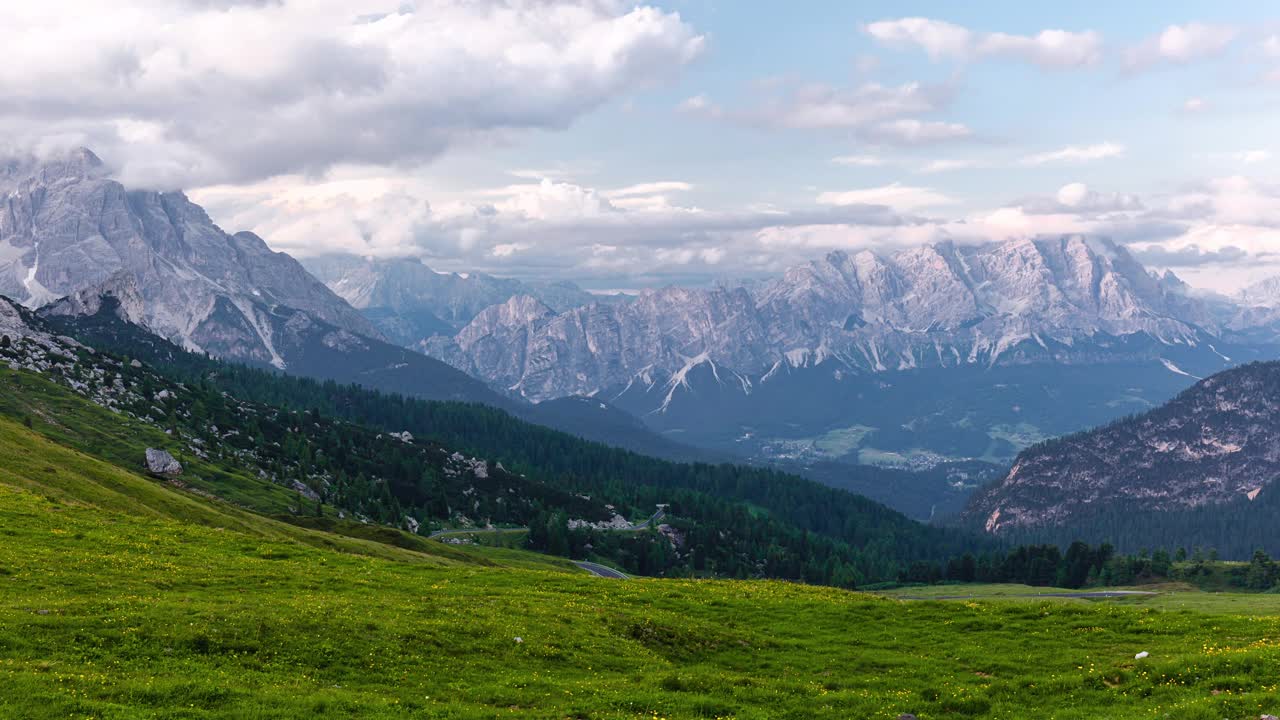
{"left": 41, "top": 272, "right": 147, "bottom": 327}
{"left": 0, "top": 148, "right": 379, "bottom": 368}
{"left": 145, "top": 448, "right": 183, "bottom": 478}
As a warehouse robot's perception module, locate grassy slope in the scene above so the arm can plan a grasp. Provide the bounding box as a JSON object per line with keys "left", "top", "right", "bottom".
{"left": 4, "top": 417, "right": 1280, "bottom": 718}
{"left": 0, "top": 367, "right": 302, "bottom": 514}
{"left": 0, "top": 414, "right": 565, "bottom": 569}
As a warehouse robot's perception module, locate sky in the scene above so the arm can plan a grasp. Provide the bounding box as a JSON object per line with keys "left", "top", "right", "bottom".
{"left": 3, "top": 1, "right": 1280, "bottom": 293}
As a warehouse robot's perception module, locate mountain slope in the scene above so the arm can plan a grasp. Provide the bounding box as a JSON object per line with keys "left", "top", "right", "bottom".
{"left": 0, "top": 148, "right": 377, "bottom": 368}
{"left": 303, "top": 253, "right": 623, "bottom": 345}
{"left": 30, "top": 293, "right": 988, "bottom": 583}
{"left": 960, "top": 361, "right": 1280, "bottom": 554}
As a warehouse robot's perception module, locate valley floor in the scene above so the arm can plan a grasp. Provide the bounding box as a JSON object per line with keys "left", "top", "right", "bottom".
{"left": 6, "top": 473, "right": 1280, "bottom": 720}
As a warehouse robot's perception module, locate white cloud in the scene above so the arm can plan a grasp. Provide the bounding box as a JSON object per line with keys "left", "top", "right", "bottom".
{"left": 604, "top": 181, "right": 694, "bottom": 199}
{"left": 864, "top": 18, "right": 973, "bottom": 60}
{"left": 870, "top": 119, "right": 972, "bottom": 144}
{"left": 976, "top": 29, "right": 1104, "bottom": 67}
{"left": 677, "top": 94, "right": 720, "bottom": 117}
{"left": 816, "top": 183, "right": 956, "bottom": 211}
{"left": 1183, "top": 97, "right": 1207, "bottom": 113}
{"left": 0, "top": 1, "right": 705, "bottom": 188}
{"left": 1056, "top": 182, "right": 1091, "bottom": 207}
{"left": 1237, "top": 150, "right": 1272, "bottom": 165}
{"left": 1265, "top": 34, "right": 1280, "bottom": 59}
{"left": 917, "top": 159, "right": 978, "bottom": 174}
{"left": 831, "top": 155, "right": 886, "bottom": 167}
{"left": 1125, "top": 22, "right": 1237, "bottom": 68}
{"left": 763, "top": 82, "right": 945, "bottom": 130}
{"left": 1020, "top": 142, "right": 1125, "bottom": 166}
{"left": 865, "top": 17, "right": 1102, "bottom": 68}
{"left": 189, "top": 159, "right": 1280, "bottom": 294}
{"left": 683, "top": 78, "right": 971, "bottom": 146}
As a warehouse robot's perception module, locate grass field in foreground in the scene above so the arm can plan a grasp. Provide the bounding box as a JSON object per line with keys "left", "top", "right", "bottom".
{"left": 5, "top": 415, "right": 1280, "bottom": 719}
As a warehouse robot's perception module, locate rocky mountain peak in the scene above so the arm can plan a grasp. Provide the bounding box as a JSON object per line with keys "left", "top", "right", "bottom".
{"left": 0, "top": 146, "right": 379, "bottom": 368}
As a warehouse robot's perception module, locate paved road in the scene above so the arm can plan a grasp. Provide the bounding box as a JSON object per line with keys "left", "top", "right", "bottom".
{"left": 574, "top": 561, "right": 630, "bottom": 579}
{"left": 899, "top": 590, "right": 1158, "bottom": 601}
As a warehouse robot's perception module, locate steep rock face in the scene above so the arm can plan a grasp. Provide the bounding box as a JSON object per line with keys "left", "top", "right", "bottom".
{"left": 429, "top": 236, "right": 1212, "bottom": 403}
{"left": 963, "top": 362, "right": 1280, "bottom": 534}
{"left": 428, "top": 285, "right": 774, "bottom": 400}
{"left": 303, "top": 253, "right": 618, "bottom": 345}
{"left": 0, "top": 148, "right": 378, "bottom": 367}
{"left": 41, "top": 271, "right": 147, "bottom": 327}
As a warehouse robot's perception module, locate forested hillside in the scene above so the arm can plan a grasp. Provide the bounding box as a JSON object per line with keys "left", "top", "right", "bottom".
{"left": 960, "top": 361, "right": 1280, "bottom": 557}
{"left": 23, "top": 298, "right": 989, "bottom": 585}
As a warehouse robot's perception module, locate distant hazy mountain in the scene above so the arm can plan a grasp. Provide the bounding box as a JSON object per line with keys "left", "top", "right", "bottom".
{"left": 958, "top": 361, "right": 1280, "bottom": 556}
{"left": 425, "top": 236, "right": 1269, "bottom": 469}
{"left": 0, "top": 148, "right": 377, "bottom": 368}
{"left": 302, "top": 253, "right": 626, "bottom": 346}
{"left": 1224, "top": 275, "right": 1280, "bottom": 345}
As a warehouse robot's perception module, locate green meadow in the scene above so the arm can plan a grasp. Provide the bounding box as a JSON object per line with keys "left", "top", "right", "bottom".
{"left": 3, "top": 416, "right": 1280, "bottom": 718}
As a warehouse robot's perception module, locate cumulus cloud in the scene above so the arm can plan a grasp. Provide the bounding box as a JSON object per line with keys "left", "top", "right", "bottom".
{"left": 0, "top": 1, "right": 704, "bottom": 188}
{"left": 864, "top": 17, "right": 1103, "bottom": 68}
{"left": 1020, "top": 142, "right": 1125, "bottom": 166}
{"left": 1125, "top": 22, "right": 1237, "bottom": 69}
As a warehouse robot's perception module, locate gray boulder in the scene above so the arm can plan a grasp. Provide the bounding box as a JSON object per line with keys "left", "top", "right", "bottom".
{"left": 144, "top": 448, "right": 183, "bottom": 477}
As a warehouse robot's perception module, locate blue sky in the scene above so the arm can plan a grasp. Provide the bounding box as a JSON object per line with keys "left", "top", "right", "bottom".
{"left": 5, "top": 1, "right": 1279, "bottom": 292}
{"left": 459, "top": 1, "right": 1278, "bottom": 212}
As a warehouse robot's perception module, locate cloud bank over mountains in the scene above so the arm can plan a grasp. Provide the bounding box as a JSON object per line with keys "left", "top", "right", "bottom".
{"left": 2, "top": 3, "right": 1277, "bottom": 292}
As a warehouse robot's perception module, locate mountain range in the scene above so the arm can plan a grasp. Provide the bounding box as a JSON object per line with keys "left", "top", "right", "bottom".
{"left": 302, "top": 253, "right": 626, "bottom": 348}
{"left": 12, "top": 146, "right": 1280, "bottom": 526}
{"left": 423, "top": 237, "right": 1277, "bottom": 475}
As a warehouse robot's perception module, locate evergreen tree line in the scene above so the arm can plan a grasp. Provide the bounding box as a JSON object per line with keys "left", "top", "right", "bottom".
{"left": 44, "top": 309, "right": 993, "bottom": 586}
{"left": 913, "top": 542, "right": 1280, "bottom": 592}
